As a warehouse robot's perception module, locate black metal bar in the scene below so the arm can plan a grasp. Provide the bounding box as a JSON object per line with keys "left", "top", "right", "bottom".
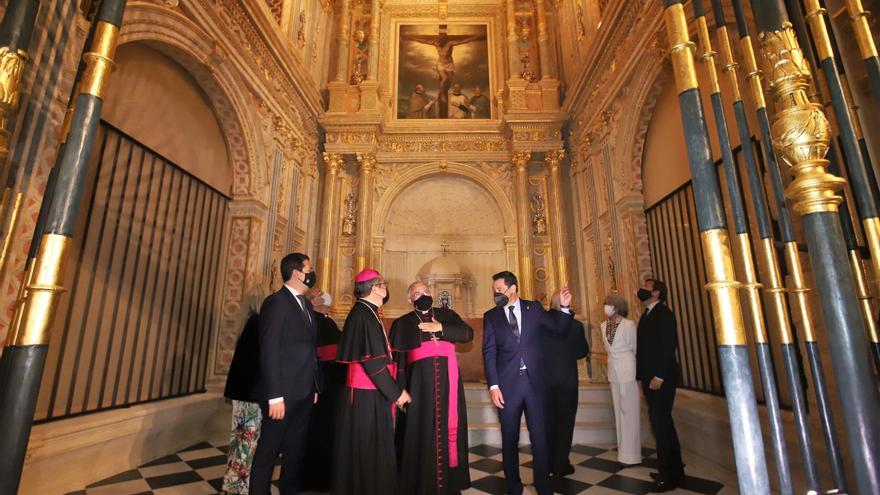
{"left": 83, "top": 133, "right": 133, "bottom": 412}
{"left": 165, "top": 175, "right": 198, "bottom": 396}
{"left": 113, "top": 150, "right": 159, "bottom": 406}
{"left": 685, "top": 188, "right": 716, "bottom": 391}
{"left": 750, "top": 1, "right": 880, "bottom": 493}
{"left": 693, "top": 1, "right": 793, "bottom": 487}
{"left": 145, "top": 168, "right": 184, "bottom": 400}
{"left": 675, "top": 193, "right": 706, "bottom": 389}
{"left": 668, "top": 195, "right": 697, "bottom": 386}
{"left": 678, "top": 192, "right": 710, "bottom": 389}
{"left": 100, "top": 142, "right": 147, "bottom": 407}
{"left": 179, "top": 184, "right": 209, "bottom": 393}
{"left": 135, "top": 161, "right": 176, "bottom": 402}
{"left": 187, "top": 192, "right": 217, "bottom": 390}
{"left": 156, "top": 175, "right": 193, "bottom": 399}
{"left": 65, "top": 129, "right": 119, "bottom": 416}
{"left": 0, "top": 0, "right": 127, "bottom": 489}
{"left": 661, "top": 1, "right": 770, "bottom": 490}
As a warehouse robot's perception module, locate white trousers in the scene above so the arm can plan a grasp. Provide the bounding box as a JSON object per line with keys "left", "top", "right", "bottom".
{"left": 610, "top": 380, "right": 642, "bottom": 464}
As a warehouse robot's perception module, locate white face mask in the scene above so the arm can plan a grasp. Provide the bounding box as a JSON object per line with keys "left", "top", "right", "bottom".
{"left": 603, "top": 305, "right": 616, "bottom": 318}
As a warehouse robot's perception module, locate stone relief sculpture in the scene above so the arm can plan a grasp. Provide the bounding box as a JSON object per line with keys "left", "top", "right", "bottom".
{"left": 531, "top": 191, "right": 547, "bottom": 235}
{"left": 342, "top": 192, "right": 357, "bottom": 236}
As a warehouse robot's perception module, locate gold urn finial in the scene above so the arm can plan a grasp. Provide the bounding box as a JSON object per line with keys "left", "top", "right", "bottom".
{"left": 759, "top": 22, "right": 843, "bottom": 215}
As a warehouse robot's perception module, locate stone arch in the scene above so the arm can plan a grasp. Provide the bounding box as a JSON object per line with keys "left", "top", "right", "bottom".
{"left": 374, "top": 162, "right": 518, "bottom": 237}
{"left": 119, "top": 3, "right": 262, "bottom": 199}
{"left": 619, "top": 47, "right": 670, "bottom": 198}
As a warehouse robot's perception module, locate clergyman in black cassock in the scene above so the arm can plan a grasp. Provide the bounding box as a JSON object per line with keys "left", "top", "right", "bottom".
{"left": 332, "top": 269, "right": 411, "bottom": 495}
{"left": 636, "top": 279, "right": 684, "bottom": 492}
{"left": 543, "top": 293, "right": 588, "bottom": 478}
{"left": 391, "top": 281, "right": 474, "bottom": 495}
{"left": 300, "top": 291, "right": 344, "bottom": 492}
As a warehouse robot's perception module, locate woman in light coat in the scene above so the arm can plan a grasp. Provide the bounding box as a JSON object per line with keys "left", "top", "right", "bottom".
{"left": 601, "top": 293, "right": 642, "bottom": 465}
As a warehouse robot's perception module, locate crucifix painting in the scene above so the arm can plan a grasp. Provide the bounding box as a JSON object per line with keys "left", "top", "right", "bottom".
{"left": 397, "top": 24, "right": 490, "bottom": 119}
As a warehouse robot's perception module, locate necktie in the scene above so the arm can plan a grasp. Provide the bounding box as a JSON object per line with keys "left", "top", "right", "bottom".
{"left": 297, "top": 294, "right": 312, "bottom": 326}
{"left": 508, "top": 306, "right": 526, "bottom": 370}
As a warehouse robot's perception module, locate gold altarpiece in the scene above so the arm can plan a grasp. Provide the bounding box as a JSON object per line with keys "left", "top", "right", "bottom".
{"left": 317, "top": 1, "right": 577, "bottom": 364}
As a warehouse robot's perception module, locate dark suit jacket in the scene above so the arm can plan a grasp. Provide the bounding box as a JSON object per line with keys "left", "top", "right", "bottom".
{"left": 482, "top": 299, "right": 573, "bottom": 396}
{"left": 636, "top": 302, "right": 679, "bottom": 384}
{"left": 543, "top": 311, "right": 588, "bottom": 388}
{"left": 258, "top": 287, "right": 320, "bottom": 402}
{"left": 224, "top": 312, "right": 261, "bottom": 402}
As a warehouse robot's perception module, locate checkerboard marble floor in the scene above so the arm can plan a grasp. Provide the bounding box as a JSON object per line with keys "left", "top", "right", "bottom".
{"left": 65, "top": 441, "right": 731, "bottom": 495}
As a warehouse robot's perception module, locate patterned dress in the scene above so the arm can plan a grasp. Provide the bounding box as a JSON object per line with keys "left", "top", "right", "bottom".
{"left": 222, "top": 400, "right": 262, "bottom": 493}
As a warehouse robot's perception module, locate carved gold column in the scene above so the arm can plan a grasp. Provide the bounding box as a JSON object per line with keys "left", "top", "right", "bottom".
{"left": 318, "top": 152, "right": 343, "bottom": 297}
{"left": 506, "top": 0, "right": 520, "bottom": 79}
{"left": 367, "top": 0, "right": 380, "bottom": 80}
{"left": 513, "top": 150, "right": 533, "bottom": 299}
{"left": 354, "top": 152, "right": 376, "bottom": 274}
{"left": 334, "top": 0, "right": 351, "bottom": 82}
{"left": 534, "top": 0, "right": 553, "bottom": 80}
{"left": 544, "top": 149, "right": 569, "bottom": 287}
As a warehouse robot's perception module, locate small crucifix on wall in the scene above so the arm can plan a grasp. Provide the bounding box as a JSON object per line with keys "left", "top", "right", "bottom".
{"left": 440, "top": 241, "right": 450, "bottom": 256}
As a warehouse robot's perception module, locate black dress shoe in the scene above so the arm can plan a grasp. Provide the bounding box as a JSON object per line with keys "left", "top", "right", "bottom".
{"left": 648, "top": 479, "right": 678, "bottom": 492}
{"left": 649, "top": 472, "right": 659, "bottom": 480}
{"left": 556, "top": 464, "right": 575, "bottom": 477}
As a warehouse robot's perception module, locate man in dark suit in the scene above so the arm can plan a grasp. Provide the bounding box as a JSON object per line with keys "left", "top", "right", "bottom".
{"left": 636, "top": 279, "right": 684, "bottom": 492}
{"left": 544, "top": 292, "right": 589, "bottom": 478}
{"left": 250, "top": 253, "right": 321, "bottom": 495}
{"left": 482, "top": 271, "right": 574, "bottom": 495}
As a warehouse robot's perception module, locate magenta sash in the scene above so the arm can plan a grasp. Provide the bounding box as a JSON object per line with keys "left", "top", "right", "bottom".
{"left": 407, "top": 340, "right": 461, "bottom": 467}
{"left": 316, "top": 344, "right": 338, "bottom": 362}
{"left": 346, "top": 360, "right": 398, "bottom": 389}
{"left": 346, "top": 360, "right": 399, "bottom": 420}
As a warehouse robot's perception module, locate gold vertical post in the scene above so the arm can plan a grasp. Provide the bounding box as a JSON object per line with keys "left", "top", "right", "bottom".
{"left": 354, "top": 152, "right": 376, "bottom": 275}
{"left": 318, "top": 152, "right": 343, "bottom": 298}
{"left": 512, "top": 149, "right": 533, "bottom": 299}
{"left": 544, "top": 149, "right": 569, "bottom": 287}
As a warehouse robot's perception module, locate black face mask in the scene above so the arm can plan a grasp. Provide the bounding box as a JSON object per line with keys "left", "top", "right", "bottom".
{"left": 414, "top": 294, "right": 433, "bottom": 311}
{"left": 303, "top": 271, "right": 316, "bottom": 288}
{"left": 382, "top": 291, "right": 390, "bottom": 305}
{"left": 637, "top": 288, "right": 652, "bottom": 302}
{"left": 494, "top": 292, "right": 509, "bottom": 307}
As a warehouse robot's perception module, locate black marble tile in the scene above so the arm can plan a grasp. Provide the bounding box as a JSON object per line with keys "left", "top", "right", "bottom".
{"left": 678, "top": 474, "right": 724, "bottom": 494}
{"left": 551, "top": 476, "right": 592, "bottom": 495}
{"left": 641, "top": 447, "right": 656, "bottom": 457}
{"left": 144, "top": 470, "right": 203, "bottom": 490}
{"left": 216, "top": 444, "right": 231, "bottom": 454}
{"left": 570, "top": 444, "right": 609, "bottom": 456}
{"left": 578, "top": 457, "right": 625, "bottom": 473}
{"left": 469, "top": 444, "right": 503, "bottom": 457}
{"left": 185, "top": 454, "right": 228, "bottom": 470}
{"left": 641, "top": 457, "right": 659, "bottom": 469}
{"left": 140, "top": 454, "right": 181, "bottom": 467}
{"left": 598, "top": 474, "right": 654, "bottom": 494}
{"left": 207, "top": 477, "right": 225, "bottom": 491}
{"left": 470, "top": 458, "right": 505, "bottom": 474}
{"left": 470, "top": 475, "right": 509, "bottom": 495}
{"left": 179, "top": 441, "right": 214, "bottom": 452}
{"left": 87, "top": 469, "right": 142, "bottom": 487}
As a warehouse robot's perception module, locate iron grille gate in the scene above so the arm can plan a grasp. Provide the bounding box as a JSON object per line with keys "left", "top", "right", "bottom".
{"left": 34, "top": 122, "right": 229, "bottom": 421}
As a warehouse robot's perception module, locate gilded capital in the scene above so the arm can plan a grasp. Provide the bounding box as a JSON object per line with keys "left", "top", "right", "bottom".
{"left": 0, "top": 47, "right": 28, "bottom": 114}
{"left": 544, "top": 149, "right": 565, "bottom": 169}
{"left": 512, "top": 150, "right": 532, "bottom": 169}
{"left": 322, "top": 152, "right": 344, "bottom": 172}
{"left": 759, "top": 22, "right": 843, "bottom": 215}
{"left": 356, "top": 152, "right": 377, "bottom": 172}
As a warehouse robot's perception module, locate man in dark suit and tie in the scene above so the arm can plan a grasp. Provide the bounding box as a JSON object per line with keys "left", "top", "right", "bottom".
{"left": 482, "top": 271, "right": 574, "bottom": 495}
{"left": 250, "top": 253, "right": 321, "bottom": 495}
{"left": 636, "top": 279, "right": 684, "bottom": 492}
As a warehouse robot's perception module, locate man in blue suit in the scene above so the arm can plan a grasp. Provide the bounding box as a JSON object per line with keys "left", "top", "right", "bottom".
{"left": 482, "top": 271, "right": 574, "bottom": 495}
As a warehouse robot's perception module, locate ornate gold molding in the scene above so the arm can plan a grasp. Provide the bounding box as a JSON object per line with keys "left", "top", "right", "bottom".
{"left": 759, "top": 22, "right": 843, "bottom": 215}
{"left": 512, "top": 149, "right": 532, "bottom": 168}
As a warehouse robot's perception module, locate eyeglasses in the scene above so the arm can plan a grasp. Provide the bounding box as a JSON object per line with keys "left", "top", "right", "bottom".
{"left": 374, "top": 282, "right": 387, "bottom": 289}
